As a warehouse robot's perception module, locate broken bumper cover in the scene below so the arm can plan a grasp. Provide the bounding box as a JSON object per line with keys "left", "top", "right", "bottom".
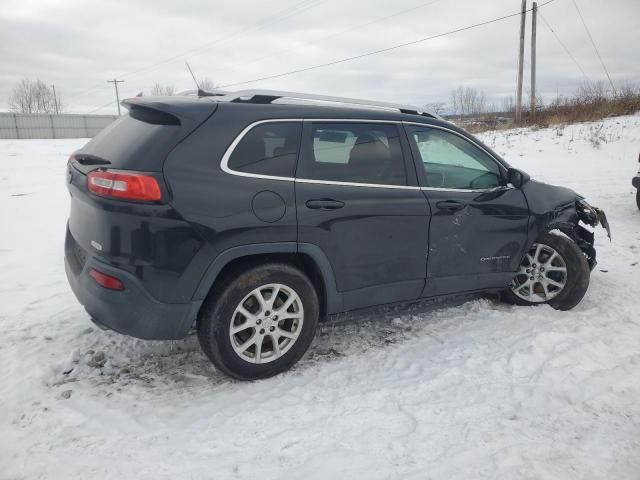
{"left": 576, "top": 199, "right": 610, "bottom": 240}
{"left": 574, "top": 199, "right": 610, "bottom": 270}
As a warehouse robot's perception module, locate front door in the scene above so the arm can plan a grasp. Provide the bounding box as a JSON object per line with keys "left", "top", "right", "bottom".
{"left": 296, "top": 121, "right": 431, "bottom": 311}
{"left": 404, "top": 124, "right": 530, "bottom": 296}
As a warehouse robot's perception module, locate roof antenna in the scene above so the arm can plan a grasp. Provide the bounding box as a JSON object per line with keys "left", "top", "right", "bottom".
{"left": 185, "top": 60, "right": 208, "bottom": 97}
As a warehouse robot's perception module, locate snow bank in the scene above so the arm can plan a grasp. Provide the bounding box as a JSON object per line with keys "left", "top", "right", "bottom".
{"left": 1, "top": 117, "right": 639, "bottom": 479}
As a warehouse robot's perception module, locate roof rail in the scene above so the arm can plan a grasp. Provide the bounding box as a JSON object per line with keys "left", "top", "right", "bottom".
{"left": 176, "top": 88, "right": 230, "bottom": 97}
{"left": 208, "top": 89, "right": 441, "bottom": 119}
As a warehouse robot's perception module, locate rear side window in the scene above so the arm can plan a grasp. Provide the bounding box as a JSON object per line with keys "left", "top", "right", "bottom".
{"left": 228, "top": 122, "right": 301, "bottom": 177}
{"left": 299, "top": 123, "right": 407, "bottom": 186}
{"left": 79, "top": 114, "right": 182, "bottom": 172}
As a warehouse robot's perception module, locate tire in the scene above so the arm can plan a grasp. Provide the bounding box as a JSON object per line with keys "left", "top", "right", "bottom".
{"left": 503, "top": 232, "right": 590, "bottom": 311}
{"left": 636, "top": 189, "right": 640, "bottom": 210}
{"left": 197, "top": 263, "right": 319, "bottom": 380}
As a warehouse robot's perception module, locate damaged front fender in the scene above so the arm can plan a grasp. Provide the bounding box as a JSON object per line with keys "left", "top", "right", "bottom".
{"left": 522, "top": 180, "right": 610, "bottom": 271}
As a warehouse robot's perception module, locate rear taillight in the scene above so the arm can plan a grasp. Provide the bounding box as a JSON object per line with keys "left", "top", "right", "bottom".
{"left": 89, "top": 268, "right": 125, "bottom": 291}
{"left": 87, "top": 170, "right": 162, "bottom": 202}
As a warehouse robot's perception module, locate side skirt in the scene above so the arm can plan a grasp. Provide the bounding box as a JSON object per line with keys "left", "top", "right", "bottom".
{"left": 325, "top": 288, "right": 504, "bottom": 324}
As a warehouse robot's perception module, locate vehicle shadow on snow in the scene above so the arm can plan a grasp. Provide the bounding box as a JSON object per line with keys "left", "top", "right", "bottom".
{"left": 54, "top": 295, "right": 497, "bottom": 394}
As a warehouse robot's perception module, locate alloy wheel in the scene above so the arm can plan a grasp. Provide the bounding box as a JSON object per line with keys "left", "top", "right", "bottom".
{"left": 511, "top": 242, "right": 568, "bottom": 303}
{"left": 229, "top": 283, "right": 304, "bottom": 364}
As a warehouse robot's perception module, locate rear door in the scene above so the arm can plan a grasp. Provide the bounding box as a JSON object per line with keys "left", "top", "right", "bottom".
{"left": 404, "top": 124, "right": 530, "bottom": 296}
{"left": 295, "top": 121, "right": 431, "bottom": 312}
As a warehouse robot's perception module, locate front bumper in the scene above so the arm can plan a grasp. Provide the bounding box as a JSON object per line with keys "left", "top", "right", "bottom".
{"left": 65, "top": 233, "right": 201, "bottom": 340}
{"left": 633, "top": 175, "right": 640, "bottom": 189}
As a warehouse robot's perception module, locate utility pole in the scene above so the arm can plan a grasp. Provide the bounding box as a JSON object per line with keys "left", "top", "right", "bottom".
{"left": 107, "top": 79, "right": 125, "bottom": 115}
{"left": 515, "top": 0, "right": 527, "bottom": 123}
{"left": 51, "top": 84, "right": 59, "bottom": 114}
{"left": 530, "top": 1, "right": 537, "bottom": 122}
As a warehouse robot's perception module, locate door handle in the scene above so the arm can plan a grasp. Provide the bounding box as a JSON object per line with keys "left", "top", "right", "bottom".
{"left": 436, "top": 200, "right": 465, "bottom": 211}
{"left": 305, "top": 199, "right": 345, "bottom": 210}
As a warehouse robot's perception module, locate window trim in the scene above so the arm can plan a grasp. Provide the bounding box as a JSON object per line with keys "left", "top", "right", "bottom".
{"left": 220, "top": 118, "right": 508, "bottom": 192}
{"left": 300, "top": 120, "right": 411, "bottom": 189}
{"left": 221, "top": 118, "right": 304, "bottom": 182}
{"left": 403, "top": 122, "right": 509, "bottom": 192}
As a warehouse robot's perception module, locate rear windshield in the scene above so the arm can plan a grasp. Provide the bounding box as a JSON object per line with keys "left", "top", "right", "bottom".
{"left": 77, "top": 115, "right": 182, "bottom": 172}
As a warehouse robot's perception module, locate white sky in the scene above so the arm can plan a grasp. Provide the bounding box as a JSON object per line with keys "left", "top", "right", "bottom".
{"left": 1, "top": 0, "right": 638, "bottom": 114}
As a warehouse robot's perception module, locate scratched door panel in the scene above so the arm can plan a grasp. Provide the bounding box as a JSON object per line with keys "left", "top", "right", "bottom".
{"left": 423, "top": 187, "right": 530, "bottom": 294}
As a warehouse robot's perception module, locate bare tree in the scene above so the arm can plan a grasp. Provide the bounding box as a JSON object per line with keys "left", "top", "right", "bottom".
{"left": 577, "top": 80, "right": 607, "bottom": 103}
{"left": 451, "top": 86, "right": 487, "bottom": 118}
{"left": 526, "top": 92, "right": 544, "bottom": 112}
{"left": 501, "top": 96, "right": 515, "bottom": 113}
{"left": 450, "top": 86, "right": 464, "bottom": 118}
{"left": 149, "top": 83, "right": 175, "bottom": 96}
{"left": 475, "top": 90, "right": 487, "bottom": 115}
{"left": 8, "top": 78, "right": 63, "bottom": 113}
{"left": 198, "top": 76, "right": 216, "bottom": 92}
{"left": 423, "top": 101, "right": 446, "bottom": 116}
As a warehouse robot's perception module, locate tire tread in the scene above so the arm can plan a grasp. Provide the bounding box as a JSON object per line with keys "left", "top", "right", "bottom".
{"left": 197, "top": 262, "right": 319, "bottom": 380}
{"left": 504, "top": 232, "right": 590, "bottom": 311}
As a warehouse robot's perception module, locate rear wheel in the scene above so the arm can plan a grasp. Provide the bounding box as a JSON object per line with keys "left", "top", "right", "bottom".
{"left": 505, "top": 232, "right": 590, "bottom": 310}
{"left": 197, "top": 263, "right": 319, "bottom": 380}
{"left": 636, "top": 189, "right": 640, "bottom": 210}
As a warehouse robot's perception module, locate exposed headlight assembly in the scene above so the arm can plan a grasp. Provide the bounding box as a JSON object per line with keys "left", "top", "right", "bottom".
{"left": 576, "top": 199, "right": 611, "bottom": 240}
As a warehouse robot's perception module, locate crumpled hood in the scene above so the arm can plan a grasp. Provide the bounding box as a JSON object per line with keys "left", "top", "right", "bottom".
{"left": 521, "top": 179, "right": 582, "bottom": 214}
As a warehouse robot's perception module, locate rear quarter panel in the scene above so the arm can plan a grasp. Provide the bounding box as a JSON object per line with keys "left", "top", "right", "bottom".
{"left": 67, "top": 166, "right": 203, "bottom": 303}
{"left": 163, "top": 104, "right": 298, "bottom": 298}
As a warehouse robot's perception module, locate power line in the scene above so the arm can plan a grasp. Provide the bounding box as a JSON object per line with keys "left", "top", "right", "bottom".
{"left": 106, "top": 79, "right": 125, "bottom": 116}
{"left": 539, "top": 12, "right": 590, "bottom": 81}
{"left": 223, "top": 0, "right": 446, "bottom": 73}
{"left": 118, "top": 0, "right": 326, "bottom": 80}
{"left": 129, "top": 0, "right": 445, "bottom": 100}
{"left": 220, "top": 0, "right": 555, "bottom": 89}
{"left": 571, "top": 0, "right": 615, "bottom": 92}
{"left": 85, "top": 99, "right": 117, "bottom": 115}
{"left": 65, "top": 0, "right": 325, "bottom": 108}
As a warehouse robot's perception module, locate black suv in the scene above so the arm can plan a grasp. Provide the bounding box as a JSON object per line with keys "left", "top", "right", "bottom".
{"left": 65, "top": 90, "right": 609, "bottom": 379}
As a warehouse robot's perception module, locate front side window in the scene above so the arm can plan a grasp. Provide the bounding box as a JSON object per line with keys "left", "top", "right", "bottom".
{"left": 228, "top": 122, "right": 301, "bottom": 177}
{"left": 408, "top": 127, "right": 503, "bottom": 189}
{"left": 299, "top": 123, "right": 407, "bottom": 186}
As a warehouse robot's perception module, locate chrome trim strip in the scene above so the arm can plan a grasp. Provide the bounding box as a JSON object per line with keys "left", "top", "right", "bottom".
{"left": 421, "top": 186, "right": 509, "bottom": 193}
{"left": 220, "top": 118, "right": 505, "bottom": 193}
{"left": 296, "top": 178, "right": 421, "bottom": 190}
{"left": 402, "top": 121, "right": 508, "bottom": 174}
{"left": 220, "top": 118, "right": 414, "bottom": 186}
{"left": 220, "top": 118, "right": 301, "bottom": 182}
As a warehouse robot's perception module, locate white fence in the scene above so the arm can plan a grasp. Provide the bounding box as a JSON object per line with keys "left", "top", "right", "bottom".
{"left": 0, "top": 113, "right": 118, "bottom": 139}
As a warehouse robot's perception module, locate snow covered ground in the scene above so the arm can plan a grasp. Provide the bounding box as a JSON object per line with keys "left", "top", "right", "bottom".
{"left": 1, "top": 115, "right": 639, "bottom": 479}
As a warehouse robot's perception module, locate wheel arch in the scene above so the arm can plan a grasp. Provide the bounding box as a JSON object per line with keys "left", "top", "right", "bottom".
{"left": 192, "top": 242, "right": 342, "bottom": 319}
{"left": 525, "top": 198, "right": 598, "bottom": 270}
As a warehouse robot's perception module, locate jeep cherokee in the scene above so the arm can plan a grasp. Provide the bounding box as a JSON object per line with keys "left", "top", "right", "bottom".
{"left": 65, "top": 89, "right": 609, "bottom": 380}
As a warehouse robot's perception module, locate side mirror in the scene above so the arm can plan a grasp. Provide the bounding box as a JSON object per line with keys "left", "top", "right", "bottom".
{"left": 507, "top": 168, "right": 530, "bottom": 188}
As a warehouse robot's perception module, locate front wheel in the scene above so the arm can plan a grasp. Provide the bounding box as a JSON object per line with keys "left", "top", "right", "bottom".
{"left": 504, "top": 232, "right": 590, "bottom": 310}
{"left": 197, "top": 263, "right": 319, "bottom": 380}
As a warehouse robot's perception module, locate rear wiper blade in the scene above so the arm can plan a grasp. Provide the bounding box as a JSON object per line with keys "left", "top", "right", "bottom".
{"left": 75, "top": 154, "right": 111, "bottom": 166}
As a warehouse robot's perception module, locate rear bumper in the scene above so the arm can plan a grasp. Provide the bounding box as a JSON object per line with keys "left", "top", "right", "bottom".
{"left": 633, "top": 175, "right": 640, "bottom": 189}
{"left": 65, "top": 245, "right": 201, "bottom": 341}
